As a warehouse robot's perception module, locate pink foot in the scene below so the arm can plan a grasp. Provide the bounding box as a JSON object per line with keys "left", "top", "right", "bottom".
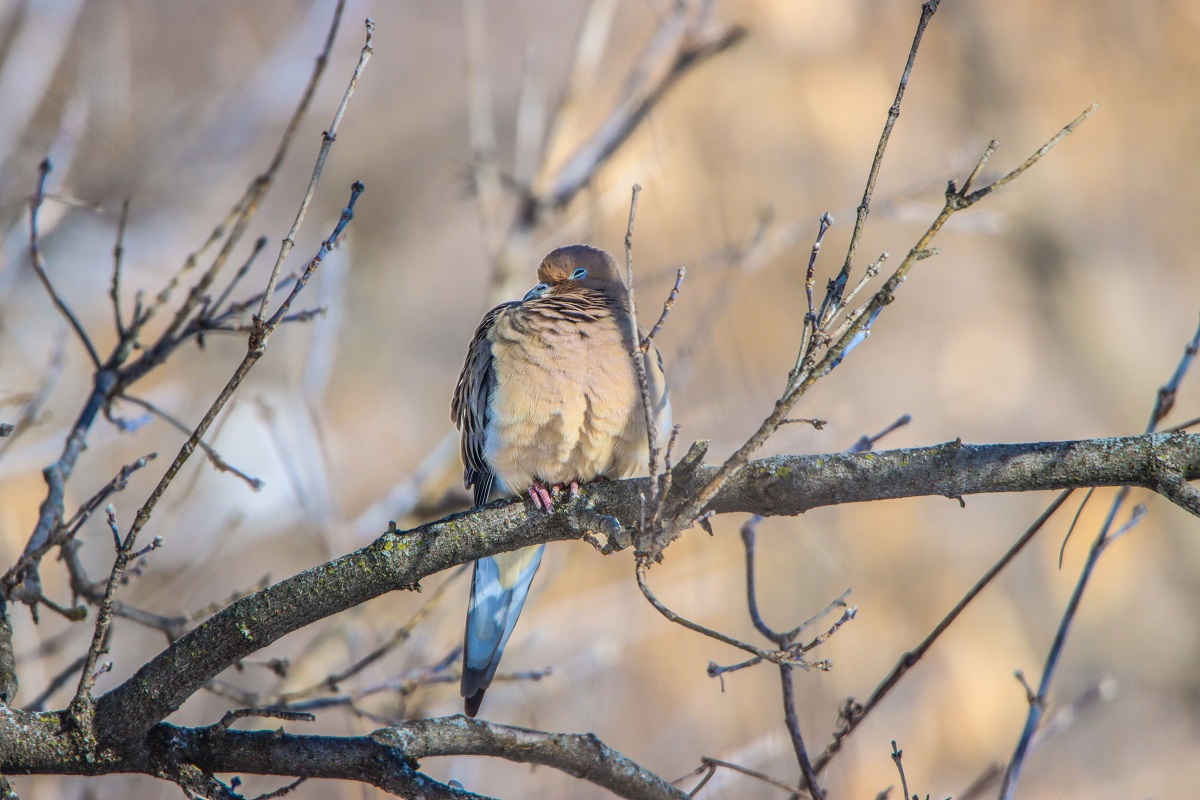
{"left": 528, "top": 482, "right": 554, "bottom": 513}
{"left": 549, "top": 479, "right": 583, "bottom": 504}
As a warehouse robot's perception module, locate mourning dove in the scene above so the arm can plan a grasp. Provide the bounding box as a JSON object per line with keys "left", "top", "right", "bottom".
{"left": 451, "top": 244, "right": 671, "bottom": 717}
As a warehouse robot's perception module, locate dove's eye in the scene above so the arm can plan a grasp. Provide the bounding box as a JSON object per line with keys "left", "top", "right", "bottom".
{"left": 523, "top": 282, "right": 550, "bottom": 302}
{"left": 570, "top": 268, "right": 588, "bottom": 280}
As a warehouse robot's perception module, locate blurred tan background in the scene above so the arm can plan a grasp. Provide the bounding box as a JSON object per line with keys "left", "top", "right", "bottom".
{"left": 2, "top": 0, "right": 1200, "bottom": 797}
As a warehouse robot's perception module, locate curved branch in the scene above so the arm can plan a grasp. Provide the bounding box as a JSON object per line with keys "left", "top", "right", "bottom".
{"left": 376, "top": 716, "right": 688, "bottom": 800}
{"left": 0, "top": 712, "right": 684, "bottom": 800}
{"left": 92, "top": 433, "right": 1200, "bottom": 745}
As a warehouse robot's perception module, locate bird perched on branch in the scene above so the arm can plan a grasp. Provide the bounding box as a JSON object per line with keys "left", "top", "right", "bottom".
{"left": 451, "top": 244, "right": 671, "bottom": 717}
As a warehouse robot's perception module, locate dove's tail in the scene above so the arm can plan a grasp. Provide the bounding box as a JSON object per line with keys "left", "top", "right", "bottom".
{"left": 461, "top": 544, "right": 545, "bottom": 717}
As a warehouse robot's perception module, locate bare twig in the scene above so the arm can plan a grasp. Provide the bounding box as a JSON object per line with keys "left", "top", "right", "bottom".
{"left": 208, "top": 235, "right": 270, "bottom": 321}
{"left": 813, "top": 489, "right": 1074, "bottom": 775}
{"left": 790, "top": 212, "right": 834, "bottom": 390}
{"left": 697, "top": 757, "right": 801, "bottom": 795}
{"left": 2, "top": 454, "right": 156, "bottom": 610}
{"left": 740, "top": 516, "right": 778, "bottom": 640}
{"left": 1000, "top": 315, "right": 1200, "bottom": 799}
{"left": 646, "top": 267, "right": 686, "bottom": 342}
{"left": 116, "top": 394, "right": 263, "bottom": 491}
{"left": 782, "top": 664, "right": 824, "bottom": 799}
{"left": 737, "top": 516, "right": 833, "bottom": 798}
{"left": 249, "top": 777, "right": 307, "bottom": 800}
{"left": 1057, "top": 486, "right": 1096, "bottom": 568}
{"left": 847, "top": 414, "right": 912, "bottom": 454}
{"left": 839, "top": 0, "right": 940, "bottom": 282}
{"left": 211, "top": 708, "right": 316, "bottom": 731}
{"left": 145, "top": 0, "right": 349, "bottom": 334}
{"left": 6, "top": 0, "right": 359, "bottom": 619}
{"left": 273, "top": 565, "right": 468, "bottom": 705}
{"left": 62, "top": 453, "right": 157, "bottom": 536}
{"left": 622, "top": 185, "right": 664, "bottom": 529}
{"left": 110, "top": 198, "right": 130, "bottom": 337}
{"left": 890, "top": 741, "right": 911, "bottom": 800}
{"left": 257, "top": 20, "right": 373, "bottom": 323}
{"left": 636, "top": 560, "right": 823, "bottom": 668}
{"left": 669, "top": 99, "right": 1098, "bottom": 548}
{"left": 28, "top": 159, "right": 101, "bottom": 369}
{"left": 679, "top": 761, "right": 716, "bottom": 797}
{"left": 69, "top": 505, "right": 138, "bottom": 713}
{"left": 780, "top": 418, "right": 826, "bottom": 429}
{"left": 114, "top": 53, "right": 370, "bottom": 591}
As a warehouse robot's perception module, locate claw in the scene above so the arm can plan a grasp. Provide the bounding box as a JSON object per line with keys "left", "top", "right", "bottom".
{"left": 528, "top": 482, "right": 554, "bottom": 513}
{"left": 568, "top": 479, "right": 581, "bottom": 501}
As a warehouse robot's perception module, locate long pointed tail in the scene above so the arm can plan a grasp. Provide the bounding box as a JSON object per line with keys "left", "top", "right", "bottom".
{"left": 461, "top": 544, "right": 545, "bottom": 717}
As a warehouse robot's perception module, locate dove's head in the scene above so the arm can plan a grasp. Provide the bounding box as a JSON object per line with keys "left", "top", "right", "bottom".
{"left": 526, "top": 245, "right": 626, "bottom": 302}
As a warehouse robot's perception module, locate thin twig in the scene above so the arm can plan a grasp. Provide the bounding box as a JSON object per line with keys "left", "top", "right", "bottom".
{"left": 209, "top": 235, "right": 270, "bottom": 319}
{"left": 1057, "top": 486, "right": 1096, "bottom": 568}
{"left": 839, "top": 0, "right": 940, "bottom": 282}
{"left": 699, "top": 757, "right": 801, "bottom": 795}
{"left": 273, "top": 565, "right": 468, "bottom": 704}
{"left": 739, "top": 517, "right": 828, "bottom": 797}
{"left": 890, "top": 741, "right": 911, "bottom": 800}
{"left": 668, "top": 1, "right": 948, "bottom": 538}
{"left": 249, "top": 777, "right": 307, "bottom": 800}
{"left": 110, "top": 198, "right": 130, "bottom": 337}
{"left": 636, "top": 562, "right": 787, "bottom": 664}
{"left": 28, "top": 159, "right": 100, "bottom": 368}
{"left": 212, "top": 707, "right": 316, "bottom": 730}
{"left": 622, "top": 184, "right": 664, "bottom": 540}
{"left": 257, "top": 19, "right": 373, "bottom": 323}
{"left": 2, "top": 453, "right": 156, "bottom": 604}
{"left": 70, "top": 505, "right": 136, "bottom": 712}
{"left": 6, "top": 2, "right": 357, "bottom": 616}
{"left": 999, "top": 314, "right": 1200, "bottom": 799}
{"left": 646, "top": 267, "right": 686, "bottom": 342}
{"left": 117, "top": 394, "right": 263, "bottom": 491}
{"left": 790, "top": 212, "right": 834, "bottom": 390}
{"left": 847, "top": 414, "right": 912, "bottom": 454}
{"left": 542, "top": 12, "right": 746, "bottom": 208}
{"left": 740, "top": 516, "right": 779, "bottom": 640}
{"left": 668, "top": 99, "right": 1098, "bottom": 549}
{"left": 23, "top": 653, "right": 88, "bottom": 712}
{"left": 959, "top": 139, "right": 998, "bottom": 195}
{"left": 782, "top": 664, "right": 824, "bottom": 799}
{"left": 980, "top": 104, "right": 1098, "bottom": 198}
{"left": 62, "top": 453, "right": 157, "bottom": 535}
{"left": 813, "top": 489, "right": 1075, "bottom": 775}
{"left": 145, "top": 0, "right": 349, "bottom": 333}
{"left": 109, "top": 27, "right": 372, "bottom": 599}
{"left": 681, "top": 761, "right": 716, "bottom": 797}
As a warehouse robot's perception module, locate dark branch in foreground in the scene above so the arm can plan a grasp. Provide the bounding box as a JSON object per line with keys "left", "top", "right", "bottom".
{"left": 1, "top": 714, "right": 686, "bottom": 800}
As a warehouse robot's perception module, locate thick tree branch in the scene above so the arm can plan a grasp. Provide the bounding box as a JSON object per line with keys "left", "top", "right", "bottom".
{"left": 85, "top": 432, "right": 1200, "bottom": 747}
{"left": 0, "top": 713, "right": 684, "bottom": 800}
